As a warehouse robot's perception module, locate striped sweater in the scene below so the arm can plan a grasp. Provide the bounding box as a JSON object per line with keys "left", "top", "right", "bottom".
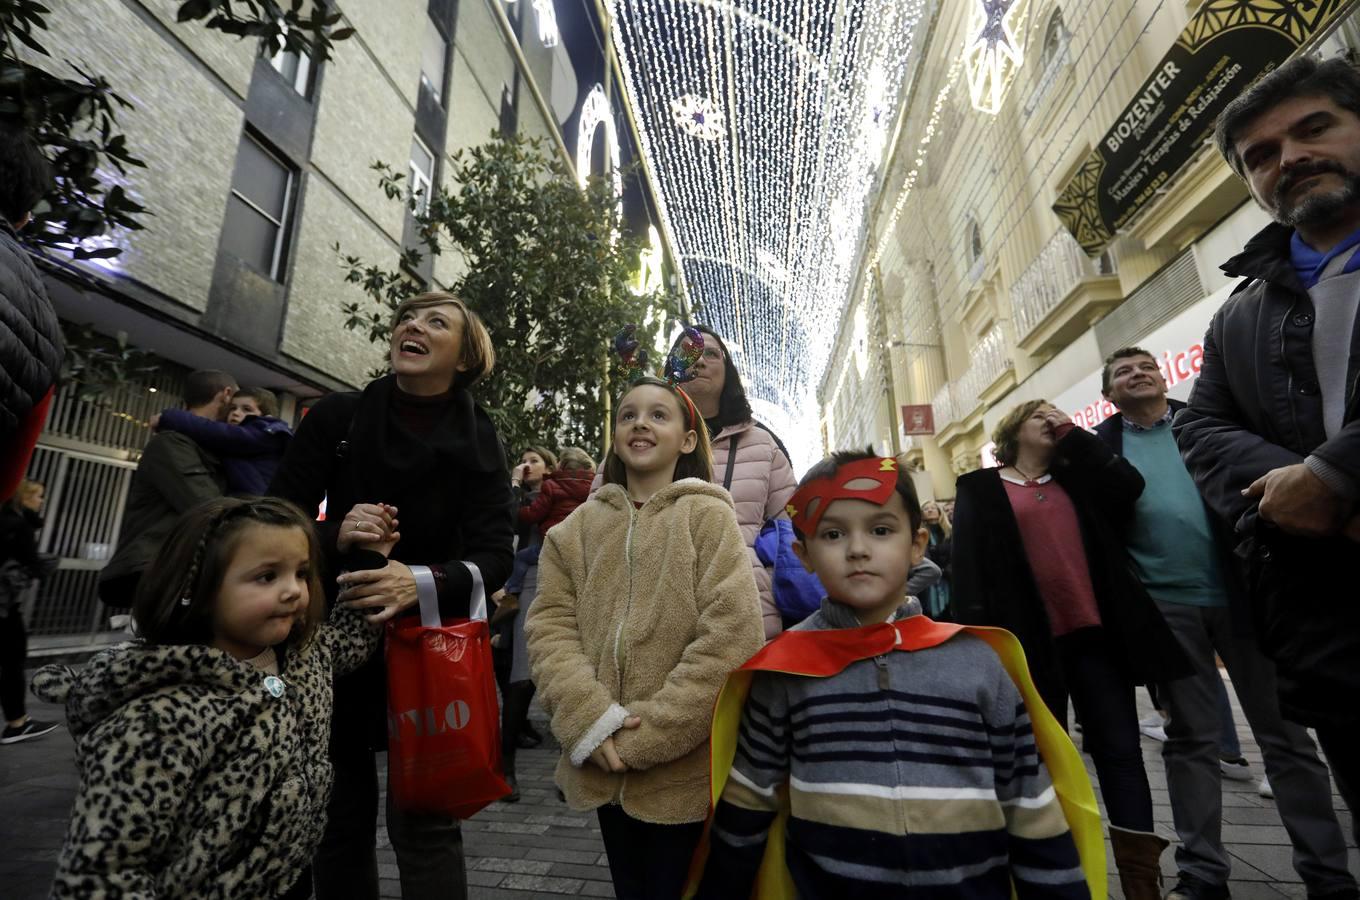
{"left": 695, "top": 600, "right": 1090, "bottom": 899}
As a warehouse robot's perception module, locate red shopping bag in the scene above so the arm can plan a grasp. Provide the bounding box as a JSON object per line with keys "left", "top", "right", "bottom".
{"left": 385, "top": 563, "right": 511, "bottom": 817}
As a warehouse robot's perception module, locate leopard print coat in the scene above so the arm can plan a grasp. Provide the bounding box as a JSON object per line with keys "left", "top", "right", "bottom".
{"left": 32, "top": 606, "right": 380, "bottom": 899}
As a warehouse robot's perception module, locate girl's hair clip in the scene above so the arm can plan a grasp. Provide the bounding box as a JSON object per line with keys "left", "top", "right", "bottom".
{"left": 612, "top": 323, "right": 704, "bottom": 388}
{"left": 612, "top": 324, "right": 649, "bottom": 384}
{"left": 664, "top": 325, "right": 703, "bottom": 386}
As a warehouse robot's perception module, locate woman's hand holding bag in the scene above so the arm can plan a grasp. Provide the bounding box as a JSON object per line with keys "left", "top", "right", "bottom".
{"left": 338, "top": 562, "right": 419, "bottom": 625}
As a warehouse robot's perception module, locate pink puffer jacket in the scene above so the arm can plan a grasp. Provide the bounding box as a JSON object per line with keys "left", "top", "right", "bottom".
{"left": 594, "top": 419, "right": 797, "bottom": 640}
{"left": 710, "top": 421, "right": 798, "bottom": 639}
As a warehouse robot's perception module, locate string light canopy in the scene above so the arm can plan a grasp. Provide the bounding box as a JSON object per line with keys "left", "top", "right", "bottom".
{"left": 607, "top": 0, "right": 929, "bottom": 468}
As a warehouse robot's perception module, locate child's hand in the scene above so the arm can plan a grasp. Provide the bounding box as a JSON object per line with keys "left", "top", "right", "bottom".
{"left": 588, "top": 716, "right": 642, "bottom": 774}
{"left": 340, "top": 503, "right": 399, "bottom": 554}
{"left": 370, "top": 503, "right": 401, "bottom": 557}
{"left": 490, "top": 592, "right": 519, "bottom": 627}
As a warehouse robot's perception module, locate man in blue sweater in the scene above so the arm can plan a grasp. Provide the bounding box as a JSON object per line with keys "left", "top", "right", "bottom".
{"left": 1096, "top": 348, "right": 1356, "bottom": 900}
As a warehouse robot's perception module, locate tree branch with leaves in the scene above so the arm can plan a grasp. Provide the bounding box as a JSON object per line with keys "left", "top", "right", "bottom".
{"left": 338, "top": 132, "right": 678, "bottom": 461}
{"left": 0, "top": 0, "right": 347, "bottom": 259}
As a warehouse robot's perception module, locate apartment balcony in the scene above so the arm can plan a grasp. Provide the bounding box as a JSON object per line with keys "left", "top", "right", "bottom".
{"left": 931, "top": 382, "right": 958, "bottom": 433}
{"left": 1010, "top": 230, "right": 1122, "bottom": 359}
{"left": 931, "top": 323, "right": 1015, "bottom": 442}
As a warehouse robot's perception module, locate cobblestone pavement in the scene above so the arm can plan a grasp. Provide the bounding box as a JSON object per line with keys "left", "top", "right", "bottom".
{"left": 2, "top": 672, "right": 1355, "bottom": 898}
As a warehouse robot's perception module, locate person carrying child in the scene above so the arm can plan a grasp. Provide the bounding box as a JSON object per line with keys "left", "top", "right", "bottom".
{"left": 525, "top": 327, "right": 765, "bottom": 900}
{"left": 153, "top": 386, "right": 293, "bottom": 495}
{"left": 692, "top": 450, "right": 1104, "bottom": 900}
{"left": 32, "top": 496, "right": 383, "bottom": 899}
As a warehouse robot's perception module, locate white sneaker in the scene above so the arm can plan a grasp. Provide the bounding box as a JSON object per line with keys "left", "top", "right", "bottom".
{"left": 1220, "top": 756, "right": 1252, "bottom": 781}
{"left": 1258, "top": 775, "right": 1273, "bottom": 799}
{"left": 1138, "top": 713, "right": 1167, "bottom": 742}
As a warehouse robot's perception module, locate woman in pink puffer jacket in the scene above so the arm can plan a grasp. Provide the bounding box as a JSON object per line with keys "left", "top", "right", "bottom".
{"left": 680, "top": 326, "right": 800, "bottom": 639}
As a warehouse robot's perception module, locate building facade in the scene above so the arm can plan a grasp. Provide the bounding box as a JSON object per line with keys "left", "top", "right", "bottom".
{"left": 820, "top": 0, "right": 1360, "bottom": 501}
{"left": 20, "top": 0, "right": 668, "bottom": 645}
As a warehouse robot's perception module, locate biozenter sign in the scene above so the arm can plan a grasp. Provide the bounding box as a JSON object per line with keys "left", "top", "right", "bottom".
{"left": 1053, "top": 0, "right": 1353, "bottom": 257}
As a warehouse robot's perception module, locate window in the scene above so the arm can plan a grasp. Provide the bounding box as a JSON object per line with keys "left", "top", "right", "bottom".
{"left": 969, "top": 220, "right": 984, "bottom": 264}
{"left": 1040, "top": 9, "right": 1067, "bottom": 71}
{"left": 420, "top": 14, "right": 449, "bottom": 102}
{"left": 221, "top": 134, "right": 296, "bottom": 281}
{"left": 499, "top": 82, "right": 518, "bottom": 136}
{"left": 408, "top": 138, "right": 434, "bottom": 216}
{"left": 270, "top": 44, "right": 313, "bottom": 96}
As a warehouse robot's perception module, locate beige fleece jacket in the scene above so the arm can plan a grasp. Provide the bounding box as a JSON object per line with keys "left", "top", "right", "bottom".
{"left": 524, "top": 478, "right": 765, "bottom": 825}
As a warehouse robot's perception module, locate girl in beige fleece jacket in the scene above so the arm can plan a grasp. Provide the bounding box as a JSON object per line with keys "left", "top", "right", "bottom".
{"left": 525, "top": 376, "right": 765, "bottom": 899}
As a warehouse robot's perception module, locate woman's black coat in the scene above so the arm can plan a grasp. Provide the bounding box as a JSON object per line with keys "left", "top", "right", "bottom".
{"left": 951, "top": 426, "right": 1190, "bottom": 710}
{"left": 270, "top": 375, "right": 514, "bottom": 749}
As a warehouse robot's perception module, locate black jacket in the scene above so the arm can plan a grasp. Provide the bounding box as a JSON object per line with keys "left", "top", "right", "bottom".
{"left": 270, "top": 375, "right": 514, "bottom": 748}
{"left": 99, "top": 432, "right": 226, "bottom": 592}
{"left": 1094, "top": 400, "right": 1249, "bottom": 636}
{"left": 1173, "top": 222, "right": 1360, "bottom": 727}
{"left": 951, "top": 426, "right": 1190, "bottom": 711}
{"left": 0, "top": 220, "right": 63, "bottom": 442}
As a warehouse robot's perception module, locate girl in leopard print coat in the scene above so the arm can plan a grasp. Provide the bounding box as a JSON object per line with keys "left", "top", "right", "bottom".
{"left": 32, "top": 497, "right": 382, "bottom": 899}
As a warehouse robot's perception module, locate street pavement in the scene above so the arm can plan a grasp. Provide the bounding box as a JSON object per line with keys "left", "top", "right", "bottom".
{"left": 2, "top": 671, "right": 1355, "bottom": 898}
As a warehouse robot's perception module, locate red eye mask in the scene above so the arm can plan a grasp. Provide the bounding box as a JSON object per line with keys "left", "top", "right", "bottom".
{"left": 787, "top": 457, "right": 900, "bottom": 533}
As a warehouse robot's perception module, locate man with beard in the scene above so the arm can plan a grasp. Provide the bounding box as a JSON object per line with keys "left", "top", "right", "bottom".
{"left": 1176, "top": 56, "right": 1360, "bottom": 842}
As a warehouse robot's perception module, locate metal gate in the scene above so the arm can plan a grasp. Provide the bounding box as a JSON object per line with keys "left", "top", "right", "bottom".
{"left": 21, "top": 446, "right": 136, "bottom": 637}
{"left": 20, "top": 368, "right": 186, "bottom": 642}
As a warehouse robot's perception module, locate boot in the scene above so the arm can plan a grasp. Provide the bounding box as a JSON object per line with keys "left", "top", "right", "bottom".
{"left": 1108, "top": 825, "right": 1170, "bottom": 900}
{"left": 518, "top": 720, "right": 544, "bottom": 748}
{"left": 500, "top": 681, "right": 536, "bottom": 804}
{"left": 503, "top": 759, "right": 520, "bottom": 803}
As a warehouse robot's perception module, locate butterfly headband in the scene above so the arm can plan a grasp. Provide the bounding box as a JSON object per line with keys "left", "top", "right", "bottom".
{"left": 613, "top": 323, "right": 705, "bottom": 426}
{"left": 787, "top": 456, "right": 900, "bottom": 533}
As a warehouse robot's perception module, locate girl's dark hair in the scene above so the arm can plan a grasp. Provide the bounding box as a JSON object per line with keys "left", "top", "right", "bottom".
{"left": 133, "top": 497, "right": 325, "bottom": 649}
{"left": 675, "top": 326, "right": 753, "bottom": 427}
{"left": 603, "top": 377, "right": 714, "bottom": 488}
{"left": 521, "top": 445, "right": 558, "bottom": 471}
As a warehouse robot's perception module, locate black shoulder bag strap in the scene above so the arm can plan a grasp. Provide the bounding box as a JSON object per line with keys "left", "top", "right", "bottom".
{"left": 722, "top": 434, "right": 739, "bottom": 490}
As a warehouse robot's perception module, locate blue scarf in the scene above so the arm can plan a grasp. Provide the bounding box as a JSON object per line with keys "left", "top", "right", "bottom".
{"left": 1289, "top": 225, "right": 1360, "bottom": 288}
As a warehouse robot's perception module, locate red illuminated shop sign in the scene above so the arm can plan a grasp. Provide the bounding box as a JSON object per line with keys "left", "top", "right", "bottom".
{"left": 1069, "top": 343, "right": 1204, "bottom": 429}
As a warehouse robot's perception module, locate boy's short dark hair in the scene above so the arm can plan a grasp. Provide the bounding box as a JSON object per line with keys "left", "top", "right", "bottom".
{"left": 182, "top": 370, "right": 238, "bottom": 409}
{"left": 1101, "top": 346, "right": 1156, "bottom": 395}
{"left": 792, "top": 448, "right": 923, "bottom": 540}
{"left": 0, "top": 121, "right": 53, "bottom": 225}
{"left": 235, "top": 387, "right": 279, "bottom": 418}
{"left": 1215, "top": 56, "right": 1360, "bottom": 177}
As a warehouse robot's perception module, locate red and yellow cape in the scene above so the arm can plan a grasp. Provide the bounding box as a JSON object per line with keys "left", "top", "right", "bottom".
{"left": 685, "top": 615, "right": 1107, "bottom": 899}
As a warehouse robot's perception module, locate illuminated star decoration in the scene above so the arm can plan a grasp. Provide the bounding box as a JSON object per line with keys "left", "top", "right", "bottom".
{"left": 669, "top": 95, "right": 726, "bottom": 142}
{"left": 966, "top": 0, "right": 1024, "bottom": 114}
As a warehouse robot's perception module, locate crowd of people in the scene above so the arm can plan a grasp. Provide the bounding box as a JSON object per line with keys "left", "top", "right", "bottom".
{"left": 1, "top": 51, "right": 1358, "bottom": 900}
